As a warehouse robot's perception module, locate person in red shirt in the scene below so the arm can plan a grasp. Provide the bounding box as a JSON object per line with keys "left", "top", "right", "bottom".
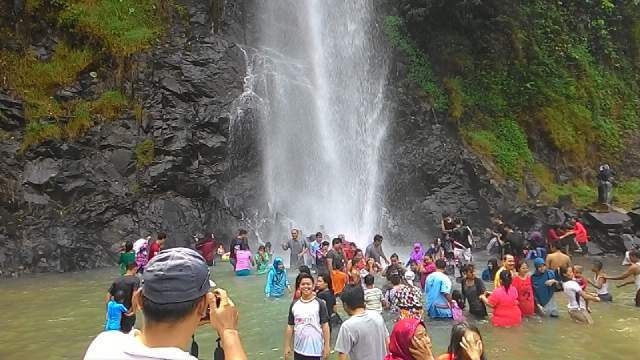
{"left": 148, "top": 232, "right": 167, "bottom": 261}
{"left": 570, "top": 219, "right": 589, "bottom": 254}
{"left": 196, "top": 233, "right": 216, "bottom": 266}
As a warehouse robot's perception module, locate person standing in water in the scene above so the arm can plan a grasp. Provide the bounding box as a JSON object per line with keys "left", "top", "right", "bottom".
{"left": 546, "top": 242, "right": 572, "bottom": 273}
{"left": 284, "top": 273, "right": 330, "bottom": 360}
{"left": 605, "top": 250, "right": 640, "bottom": 306}
{"left": 255, "top": 245, "right": 271, "bottom": 275}
{"left": 425, "top": 259, "right": 453, "bottom": 319}
{"left": 283, "top": 229, "right": 307, "bottom": 269}
{"left": 512, "top": 260, "right": 535, "bottom": 317}
{"left": 588, "top": 260, "right": 612, "bottom": 301}
{"left": 335, "top": 285, "right": 389, "bottom": 360}
{"left": 265, "top": 258, "right": 290, "bottom": 298}
{"left": 560, "top": 266, "right": 601, "bottom": 324}
{"left": 460, "top": 264, "right": 488, "bottom": 320}
{"left": 366, "top": 234, "right": 390, "bottom": 266}
{"left": 531, "top": 257, "right": 560, "bottom": 317}
{"left": 493, "top": 254, "right": 516, "bottom": 289}
{"left": 480, "top": 270, "right": 521, "bottom": 327}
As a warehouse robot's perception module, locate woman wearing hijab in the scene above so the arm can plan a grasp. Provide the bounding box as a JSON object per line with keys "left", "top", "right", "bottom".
{"left": 385, "top": 318, "right": 434, "bottom": 360}
{"left": 265, "top": 257, "right": 290, "bottom": 298}
{"left": 407, "top": 243, "right": 425, "bottom": 267}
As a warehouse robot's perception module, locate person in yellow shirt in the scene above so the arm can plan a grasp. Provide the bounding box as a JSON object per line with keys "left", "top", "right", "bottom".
{"left": 494, "top": 254, "right": 516, "bottom": 289}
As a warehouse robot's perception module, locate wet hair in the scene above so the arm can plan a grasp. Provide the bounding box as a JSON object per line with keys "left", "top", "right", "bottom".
{"left": 516, "top": 259, "right": 528, "bottom": 271}
{"left": 447, "top": 322, "right": 486, "bottom": 360}
{"left": 454, "top": 218, "right": 464, "bottom": 225}
{"left": 298, "top": 265, "right": 311, "bottom": 275}
{"left": 461, "top": 263, "right": 474, "bottom": 275}
{"left": 488, "top": 258, "right": 498, "bottom": 269}
{"left": 504, "top": 223, "right": 513, "bottom": 230}
{"left": 321, "top": 240, "right": 330, "bottom": 247}
{"left": 573, "top": 265, "right": 583, "bottom": 274}
{"left": 157, "top": 232, "right": 167, "bottom": 240}
{"left": 390, "top": 253, "right": 399, "bottom": 260}
{"left": 629, "top": 250, "right": 640, "bottom": 259}
{"left": 389, "top": 273, "right": 402, "bottom": 286}
{"left": 502, "top": 254, "right": 514, "bottom": 262}
{"left": 592, "top": 260, "right": 603, "bottom": 271}
{"left": 264, "top": 241, "right": 272, "bottom": 249}
{"left": 240, "top": 242, "right": 249, "bottom": 251}
{"left": 341, "top": 285, "right": 366, "bottom": 310}
{"left": 316, "top": 232, "right": 323, "bottom": 238}
{"left": 142, "top": 295, "right": 203, "bottom": 324}
{"left": 373, "top": 234, "right": 383, "bottom": 242}
{"left": 258, "top": 245, "right": 265, "bottom": 252}
{"left": 317, "top": 272, "right": 333, "bottom": 294}
{"left": 559, "top": 266, "right": 571, "bottom": 281}
{"left": 451, "top": 290, "right": 464, "bottom": 310}
{"left": 332, "top": 237, "right": 342, "bottom": 246}
{"left": 126, "top": 261, "right": 138, "bottom": 271}
{"left": 114, "top": 290, "right": 126, "bottom": 303}
{"left": 125, "top": 240, "right": 133, "bottom": 252}
{"left": 435, "top": 259, "right": 447, "bottom": 270}
{"left": 238, "top": 229, "right": 248, "bottom": 235}
{"left": 408, "top": 259, "right": 417, "bottom": 267}
{"left": 364, "top": 274, "right": 375, "bottom": 286}
{"left": 500, "top": 269, "right": 513, "bottom": 290}
{"left": 354, "top": 248, "right": 363, "bottom": 257}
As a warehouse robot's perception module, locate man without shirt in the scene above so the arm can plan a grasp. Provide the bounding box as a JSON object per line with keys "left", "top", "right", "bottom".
{"left": 545, "top": 242, "right": 572, "bottom": 272}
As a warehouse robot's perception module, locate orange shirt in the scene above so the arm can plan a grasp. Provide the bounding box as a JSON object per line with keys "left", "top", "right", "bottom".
{"left": 331, "top": 270, "right": 348, "bottom": 295}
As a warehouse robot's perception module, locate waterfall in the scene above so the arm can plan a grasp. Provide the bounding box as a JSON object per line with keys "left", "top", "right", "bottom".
{"left": 251, "top": 0, "right": 390, "bottom": 247}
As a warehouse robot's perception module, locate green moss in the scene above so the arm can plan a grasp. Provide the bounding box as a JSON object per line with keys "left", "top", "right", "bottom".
{"left": 613, "top": 179, "right": 640, "bottom": 210}
{"left": 135, "top": 138, "right": 155, "bottom": 168}
{"left": 58, "top": 0, "right": 165, "bottom": 57}
{"left": 92, "top": 90, "right": 128, "bottom": 120}
{"left": 444, "top": 77, "right": 464, "bottom": 121}
{"left": 384, "top": 16, "right": 448, "bottom": 111}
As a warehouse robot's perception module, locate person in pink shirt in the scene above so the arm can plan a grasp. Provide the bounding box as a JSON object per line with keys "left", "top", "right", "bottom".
{"left": 480, "top": 269, "right": 522, "bottom": 327}
{"left": 512, "top": 260, "right": 535, "bottom": 317}
{"left": 234, "top": 243, "right": 254, "bottom": 276}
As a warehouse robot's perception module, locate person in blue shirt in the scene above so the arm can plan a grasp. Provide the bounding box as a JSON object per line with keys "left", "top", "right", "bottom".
{"left": 265, "top": 257, "right": 290, "bottom": 297}
{"left": 531, "top": 257, "right": 560, "bottom": 317}
{"left": 105, "top": 291, "right": 133, "bottom": 331}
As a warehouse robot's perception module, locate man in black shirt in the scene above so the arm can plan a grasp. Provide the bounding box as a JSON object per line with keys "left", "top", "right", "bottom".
{"left": 106, "top": 262, "right": 140, "bottom": 332}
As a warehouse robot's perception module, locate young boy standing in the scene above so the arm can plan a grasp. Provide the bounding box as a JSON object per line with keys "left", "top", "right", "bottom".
{"left": 363, "top": 274, "right": 385, "bottom": 313}
{"left": 284, "top": 273, "right": 330, "bottom": 360}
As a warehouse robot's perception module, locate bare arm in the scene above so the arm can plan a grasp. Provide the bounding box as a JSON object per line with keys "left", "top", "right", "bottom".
{"left": 327, "top": 257, "right": 334, "bottom": 272}
{"left": 338, "top": 354, "right": 348, "bottom": 360}
{"left": 284, "top": 325, "right": 294, "bottom": 360}
{"left": 606, "top": 266, "right": 637, "bottom": 281}
{"left": 105, "top": 292, "right": 111, "bottom": 305}
{"left": 322, "top": 322, "right": 330, "bottom": 359}
{"left": 221, "top": 329, "right": 248, "bottom": 360}
{"left": 580, "top": 291, "right": 601, "bottom": 302}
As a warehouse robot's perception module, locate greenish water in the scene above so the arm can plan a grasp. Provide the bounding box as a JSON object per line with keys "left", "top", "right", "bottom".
{"left": 1, "top": 255, "right": 638, "bottom": 360}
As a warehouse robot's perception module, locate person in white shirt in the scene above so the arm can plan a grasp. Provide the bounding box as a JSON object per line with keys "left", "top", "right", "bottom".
{"left": 83, "top": 248, "right": 247, "bottom": 360}
{"left": 561, "top": 266, "right": 600, "bottom": 324}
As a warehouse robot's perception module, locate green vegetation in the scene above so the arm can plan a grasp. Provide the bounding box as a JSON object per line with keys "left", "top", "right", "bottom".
{"left": 135, "top": 138, "right": 155, "bottom": 168}
{"left": 394, "top": 0, "right": 640, "bottom": 189}
{"left": 384, "top": 16, "right": 448, "bottom": 111}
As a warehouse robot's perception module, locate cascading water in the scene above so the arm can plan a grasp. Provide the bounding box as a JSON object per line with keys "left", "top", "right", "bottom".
{"left": 250, "top": 0, "right": 390, "bottom": 246}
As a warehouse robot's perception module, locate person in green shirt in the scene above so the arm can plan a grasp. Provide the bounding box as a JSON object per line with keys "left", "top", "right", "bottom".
{"left": 255, "top": 245, "right": 271, "bottom": 274}
{"left": 118, "top": 241, "right": 136, "bottom": 275}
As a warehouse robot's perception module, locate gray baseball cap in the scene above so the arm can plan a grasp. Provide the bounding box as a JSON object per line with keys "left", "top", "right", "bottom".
{"left": 142, "top": 247, "right": 211, "bottom": 304}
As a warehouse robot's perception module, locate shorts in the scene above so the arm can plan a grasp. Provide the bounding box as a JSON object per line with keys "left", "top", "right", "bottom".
{"left": 294, "top": 353, "right": 321, "bottom": 360}
{"left": 598, "top": 293, "right": 613, "bottom": 302}
{"left": 235, "top": 269, "right": 251, "bottom": 276}
{"left": 121, "top": 314, "right": 136, "bottom": 333}
{"left": 568, "top": 308, "right": 593, "bottom": 324}
{"left": 636, "top": 289, "right": 640, "bottom": 307}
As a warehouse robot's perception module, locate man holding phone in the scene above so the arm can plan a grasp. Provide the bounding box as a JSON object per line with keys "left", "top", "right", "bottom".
{"left": 84, "top": 248, "right": 247, "bottom": 360}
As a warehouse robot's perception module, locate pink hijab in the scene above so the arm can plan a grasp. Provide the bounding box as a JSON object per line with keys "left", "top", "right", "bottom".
{"left": 385, "top": 318, "right": 423, "bottom": 360}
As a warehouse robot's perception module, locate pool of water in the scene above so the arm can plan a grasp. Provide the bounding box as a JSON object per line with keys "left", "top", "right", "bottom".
{"left": 1, "top": 253, "right": 638, "bottom": 359}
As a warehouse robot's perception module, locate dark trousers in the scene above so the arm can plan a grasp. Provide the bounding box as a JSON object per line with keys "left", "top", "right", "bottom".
{"left": 120, "top": 315, "right": 136, "bottom": 333}
{"left": 294, "top": 353, "right": 321, "bottom": 360}
{"left": 635, "top": 289, "right": 640, "bottom": 307}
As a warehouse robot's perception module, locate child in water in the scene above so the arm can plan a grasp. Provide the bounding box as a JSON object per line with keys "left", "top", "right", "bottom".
{"left": 255, "top": 245, "right": 271, "bottom": 275}
{"left": 573, "top": 265, "right": 591, "bottom": 312}
{"left": 265, "top": 258, "right": 290, "bottom": 298}
{"left": 589, "top": 260, "right": 612, "bottom": 302}
{"left": 105, "top": 291, "right": 133, "bottom": 331}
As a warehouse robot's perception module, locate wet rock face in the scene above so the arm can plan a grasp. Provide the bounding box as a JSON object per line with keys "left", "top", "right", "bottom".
{"left": 382, "top": 71, "right": 503, "bottom": 243}
{"left": 0, "top": 0, "right": 255, "bottom": 276}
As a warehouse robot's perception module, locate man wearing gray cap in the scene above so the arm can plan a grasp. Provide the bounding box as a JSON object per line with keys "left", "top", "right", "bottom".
{"left": 84, "top": 248, "right": 247, "bottom": 360}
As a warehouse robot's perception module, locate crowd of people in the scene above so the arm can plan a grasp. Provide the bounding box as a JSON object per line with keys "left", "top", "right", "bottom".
{"left": 84, "top": 213, "right": 640, "bottom": 360}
